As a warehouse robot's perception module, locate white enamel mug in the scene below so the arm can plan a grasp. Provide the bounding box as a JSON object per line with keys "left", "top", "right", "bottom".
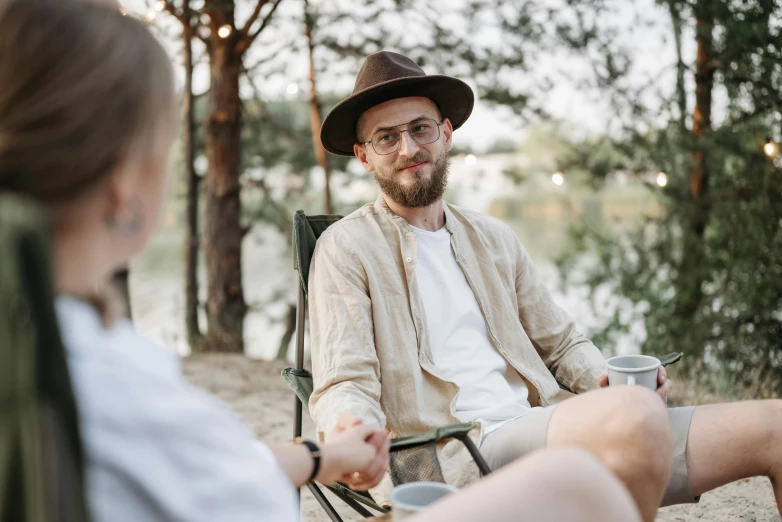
{"left": 389, "top": 481, "right": 458, "bottom": 521}
{"left": 605, "top": 354, "right": 660, "bottom": 391}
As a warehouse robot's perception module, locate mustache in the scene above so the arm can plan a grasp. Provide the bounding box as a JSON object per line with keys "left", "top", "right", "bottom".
{"left": 395, "top": 151, "right": 432, "bottom": 171}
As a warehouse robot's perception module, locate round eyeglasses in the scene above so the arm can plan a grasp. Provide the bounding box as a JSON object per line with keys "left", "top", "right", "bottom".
{"left": 360, "top": 117, "right": 444, "bottom": 155}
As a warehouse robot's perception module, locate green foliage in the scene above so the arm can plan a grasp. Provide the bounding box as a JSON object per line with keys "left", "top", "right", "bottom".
{"left": 558, "top": 0, "right": 782, "bottom": 396}
{"left": 486, "top": 139, "right": 519, "bottom": 155}
{"left": 313, "top": 0, "right": 633, "bottom": 119}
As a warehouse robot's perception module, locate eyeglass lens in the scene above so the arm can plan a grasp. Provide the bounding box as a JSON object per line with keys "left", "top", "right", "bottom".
{"left": 371, "top": 118, "right": 440, "bottom": 155}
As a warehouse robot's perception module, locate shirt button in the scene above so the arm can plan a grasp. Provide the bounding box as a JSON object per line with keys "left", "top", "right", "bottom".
{"left": 406, "top": 257, "right": 412, "bottom": 263}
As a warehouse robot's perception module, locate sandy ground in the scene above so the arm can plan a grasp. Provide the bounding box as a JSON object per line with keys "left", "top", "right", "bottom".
{"left": 181, "top": 354, "right": 780, "bottom": 522}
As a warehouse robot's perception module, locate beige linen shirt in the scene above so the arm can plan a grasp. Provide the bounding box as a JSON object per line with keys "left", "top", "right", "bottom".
{"left": 308, "top": 195, "right": 607, "bottom": 483}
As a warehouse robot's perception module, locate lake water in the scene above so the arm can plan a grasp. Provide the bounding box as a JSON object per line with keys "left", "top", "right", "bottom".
{"left": 130, "top": 182, "right": 651, "bottom": 360}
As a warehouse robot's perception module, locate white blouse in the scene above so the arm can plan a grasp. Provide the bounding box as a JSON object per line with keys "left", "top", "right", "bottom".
{"left": 57, "top": 296, "right": 298, "bottom": 522}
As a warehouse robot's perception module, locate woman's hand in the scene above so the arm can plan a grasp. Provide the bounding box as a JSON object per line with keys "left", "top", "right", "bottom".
{"left": 318, "top": 422, "right": 390, "bottom": 490}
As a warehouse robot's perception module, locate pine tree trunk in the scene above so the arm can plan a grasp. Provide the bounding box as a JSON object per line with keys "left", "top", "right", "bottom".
{"left": 669, "top": 1, "right": 688, "bottom": 134}
{"left": 674, "top": 0, "right": 713, "bottom": 320}
{"left": 304, "top": 0, "right": 333, "bottom": 214}
{"left": 689, "top": 2, "right": 713, "bottom": 209}
{"left": 204, "top": 9, "right": 246, "bottom": 353}
{"left": 182, "top": 6, "right": 203, "bottom": 350}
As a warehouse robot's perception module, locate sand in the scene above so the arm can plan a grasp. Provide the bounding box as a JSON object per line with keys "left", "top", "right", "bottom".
{"left": 181, "top": 354, "right": 780, "bottom": 522}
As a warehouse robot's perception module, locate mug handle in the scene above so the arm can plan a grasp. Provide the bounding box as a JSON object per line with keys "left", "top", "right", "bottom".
{"left": 627, "top": 375, "right": 636, "bottom": 386}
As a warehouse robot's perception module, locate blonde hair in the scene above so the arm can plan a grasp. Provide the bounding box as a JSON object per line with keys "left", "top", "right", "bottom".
{"left": 0, "top": 0, "right": 176, "bottom": 204}
{"left": 0, "top": 0, "right": 176, "bottom": 323}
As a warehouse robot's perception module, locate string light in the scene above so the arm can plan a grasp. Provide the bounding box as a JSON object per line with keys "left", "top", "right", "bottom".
{"left": 145, "top": 7, "right": 157, "bottom": 21}
{"left": 552, "top": 172, "right": 564, "bottom": 186}
{"left": 154, "top": 0, "right": 166, "bottom": 11}
{"left": 656, "top": 172, "right": 668, "bottom": 187}
{"left": 764, "top": 139, "right": 779, "bottom": 158}
{"left": 286, "top": 82, "right": 299, "bottom": 95}
{"left": 464, "top": 154, "right": 477, "bottom": 166}
{"left": 217, "top": 24, "right": 232, "bottom": 38}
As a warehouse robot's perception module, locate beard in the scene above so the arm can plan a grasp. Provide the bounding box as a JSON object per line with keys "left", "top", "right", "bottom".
{"left": 374, "top": 149, "right": 450, "bottom": 208}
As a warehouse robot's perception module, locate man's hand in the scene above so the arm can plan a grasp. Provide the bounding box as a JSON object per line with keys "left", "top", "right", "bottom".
{"left": 598, "top": 366, "right": 672, "bottom": 404}
{"left": 655, "top": 366, "right": 672, "bottom": 404}
{"left": 320, "top": 413, "right": 390, "bottom": 490}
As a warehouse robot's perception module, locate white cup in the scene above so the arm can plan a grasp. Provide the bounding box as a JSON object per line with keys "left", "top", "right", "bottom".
{"left": 389, "top": 481, "right": 458, "bottom": 521}
{"left": 605, "top": 354, "right": 660, "bottom": 391}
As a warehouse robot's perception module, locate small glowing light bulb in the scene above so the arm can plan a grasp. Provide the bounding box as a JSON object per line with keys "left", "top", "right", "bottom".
{"left": 552, "top": 172, "right": 564, "bottom": 186}
{"left": 656, "top": 172, "right": 668, "bottom": 187}
{"left": 464, "top": 154, "right": 477, "bottom": 166}
{"left": 217, "top": 24, "right": 232, "bottom": 38}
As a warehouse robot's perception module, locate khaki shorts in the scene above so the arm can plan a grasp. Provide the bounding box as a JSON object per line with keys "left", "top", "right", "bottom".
{"left": 479, "top": 405, "right": 698, "bottom": 507}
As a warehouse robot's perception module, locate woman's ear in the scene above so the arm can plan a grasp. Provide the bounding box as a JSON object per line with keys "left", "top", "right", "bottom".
{"left": 102, "top": 163, "right": 142, "bottom": 235}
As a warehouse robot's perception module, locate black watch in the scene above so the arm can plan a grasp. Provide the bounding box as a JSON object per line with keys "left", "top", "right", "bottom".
{"left": 296, "top": 438, "right": 322, "bottom": 483}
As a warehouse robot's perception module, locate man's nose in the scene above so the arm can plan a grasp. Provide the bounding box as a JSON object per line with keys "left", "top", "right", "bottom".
{"left": 397, "top": 131, "right": 420, "bottom": 158}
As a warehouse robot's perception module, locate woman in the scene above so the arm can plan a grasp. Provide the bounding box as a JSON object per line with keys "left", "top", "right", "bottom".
{"left": 0, "top": 0, "right": 641, "bottom": 520}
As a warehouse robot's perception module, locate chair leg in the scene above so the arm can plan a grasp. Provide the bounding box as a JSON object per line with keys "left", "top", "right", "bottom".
{"left": 294, "top": 285, "right": 306, "bottom": 505}
{"left": 294, "top": 395, "right": 303, "bottom": 440}
{"left": 326, "top": 486, "right": 378, "bottom": 518}
{"left": 461, "top": 435, "right": 492, "bottom": 476}
{"left": 307, "top": 483, "right": 345, "bottom": 522}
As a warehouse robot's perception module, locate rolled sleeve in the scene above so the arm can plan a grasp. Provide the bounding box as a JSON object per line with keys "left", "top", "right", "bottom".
{"left": 308, "top": 228, "right": 386, "bottom": 438}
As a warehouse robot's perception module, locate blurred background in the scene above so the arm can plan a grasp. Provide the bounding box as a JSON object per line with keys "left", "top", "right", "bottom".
{"left": 118, "top": 0, "right": 781, "bottom": 400}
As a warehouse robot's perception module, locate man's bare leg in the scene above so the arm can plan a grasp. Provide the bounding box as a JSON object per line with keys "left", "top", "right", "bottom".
{"left": 685, "top": 400, "right": 782, "bottom": 513}
{"left": 409, "top": 447, "right": 641, "bottom": 522}
{"left": 546, "top": 386, "right": 673, "bottom": 522}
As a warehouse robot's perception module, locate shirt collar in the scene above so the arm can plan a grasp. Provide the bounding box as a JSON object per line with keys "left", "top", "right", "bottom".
{"left": 374, "top": 193, "right": 461, "bottom": 237}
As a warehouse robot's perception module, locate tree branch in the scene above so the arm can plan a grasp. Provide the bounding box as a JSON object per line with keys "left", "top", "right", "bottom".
{"left": 244, "top": 0, "right": 284, "bottom": 47}
{"left": 244, "top": 178, "right": 292, "bottom": 233}
{"left": 163, "top": 0, "right": 209, "bottom": 47}
{"left": 244, "top": 41, "right": 289, "bottom": 74}
{"left": 163, "top": 0, "right": 187, "bottom": 26}
{"left": 240, "top": 0, "right": 269, "bottom": 36}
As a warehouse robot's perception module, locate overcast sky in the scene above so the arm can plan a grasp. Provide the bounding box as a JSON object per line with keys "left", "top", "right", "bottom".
{"left": 121, "top": 0, "right": 693, "bottom": 151}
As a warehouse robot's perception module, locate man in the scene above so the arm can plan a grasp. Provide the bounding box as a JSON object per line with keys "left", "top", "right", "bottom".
{"left": 308, "top": 51, "right": 782, "bottom": 522}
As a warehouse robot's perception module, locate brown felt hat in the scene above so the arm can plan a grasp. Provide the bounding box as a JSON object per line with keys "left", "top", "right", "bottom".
{"left": 320, "top": 51, "right": 474, "bottom": 156}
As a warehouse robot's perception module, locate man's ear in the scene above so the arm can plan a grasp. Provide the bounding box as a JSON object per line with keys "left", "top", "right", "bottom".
{"left": 442, "top": 118, "right": 454, "bottom": 152}
{"left": 354, "top": 143, "right": 374, "bottom": 173}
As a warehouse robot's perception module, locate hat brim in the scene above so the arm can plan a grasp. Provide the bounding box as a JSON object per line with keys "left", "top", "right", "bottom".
{"left": 320, "top": 75, "right": 474, "bottom": 156}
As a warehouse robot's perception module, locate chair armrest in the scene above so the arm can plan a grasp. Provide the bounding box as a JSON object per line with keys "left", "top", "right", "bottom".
{"left": 390, "top": 422, "right": 476, "bottom": 453}
{"left": 659, "top": 352, "right": 683, "bottom": 367}
{"left": 281, "top": 368, "right": 313, "bottom": 409}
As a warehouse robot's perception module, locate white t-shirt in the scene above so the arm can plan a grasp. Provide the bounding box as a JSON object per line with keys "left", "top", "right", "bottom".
{"left": 56, "top": 296, "right": 298, "bottom": 522}
{"left": 411, "top": 226, "right": 534, "bottom": 436}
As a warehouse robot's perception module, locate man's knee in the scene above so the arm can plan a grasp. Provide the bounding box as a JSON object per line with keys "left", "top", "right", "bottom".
{"left": 601, "top": 387, "right": 673, "bottom": 482}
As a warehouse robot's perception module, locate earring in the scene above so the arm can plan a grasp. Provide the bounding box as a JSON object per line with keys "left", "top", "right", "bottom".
{"left": 105, "top": 198, "right": 143, "bottom": 236}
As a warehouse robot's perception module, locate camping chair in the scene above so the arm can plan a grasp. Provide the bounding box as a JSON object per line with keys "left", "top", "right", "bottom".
{"left": 282, "top": 210, "right": 492, "bottom": 521}
{"left": 0, "top": 195, "right": 90, "bottom": 522}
